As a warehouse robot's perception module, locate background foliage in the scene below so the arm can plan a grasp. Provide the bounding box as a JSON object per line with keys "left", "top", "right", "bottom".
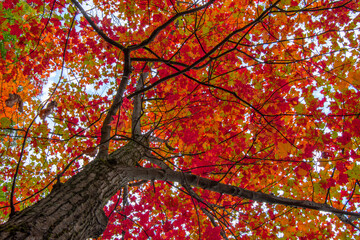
{"left": 1, "top": 0, "right": 360, "bottom": 238}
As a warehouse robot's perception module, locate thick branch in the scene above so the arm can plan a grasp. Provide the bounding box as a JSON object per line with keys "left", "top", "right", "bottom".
{"left": 128, "top": 167, "right": 360, "bottom": 218}
{"left": 98, "top": 50, "right": 132, "bottom": 158}
{"left": 143, "top": 155, "right": 171, "bottom": 170}
{"left": 131, "top": 66, "right": 151, "bottom": 137}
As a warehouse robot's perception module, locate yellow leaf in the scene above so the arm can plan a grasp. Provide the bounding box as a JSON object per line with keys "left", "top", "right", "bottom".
{"left": 163, "top": 84, "right": 172, "bottom": 92}
{"left": 276, "top": 142, "right": 292, "bottom": 158}
{"left": 214, "top": 114, "right": 222, "bottom": 122}
{"left": 348, "top": 69, "right": 360, "bottom": 86}
{"left": 298, "top": 168, "right": 308, "bottom": 176}
{"left": 88, "top": 31, "right": 98, "bottom": 38}
{"left": 319, "top": 159, "right": 328, "bottom": 168}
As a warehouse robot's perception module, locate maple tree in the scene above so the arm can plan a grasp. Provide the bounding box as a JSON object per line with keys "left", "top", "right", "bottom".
{"left": 1, "top": 0, "right": 360, "bottom": 238}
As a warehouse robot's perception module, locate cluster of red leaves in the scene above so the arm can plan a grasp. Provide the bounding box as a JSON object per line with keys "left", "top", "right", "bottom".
{"left": 1, "top": 0, "right": 360, "bottom": 239}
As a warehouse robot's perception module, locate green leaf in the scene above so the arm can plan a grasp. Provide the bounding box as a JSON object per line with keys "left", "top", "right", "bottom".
{"left": 294, "top": 103, "right": 305, "bottom": 114}
{"left": 0, "top": 117, "right": 12, "bottom": 128}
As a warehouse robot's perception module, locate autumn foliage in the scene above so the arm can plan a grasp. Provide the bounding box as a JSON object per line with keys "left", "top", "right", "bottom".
{"left": 1, "top": 0, "right": 360, "bottom": 238}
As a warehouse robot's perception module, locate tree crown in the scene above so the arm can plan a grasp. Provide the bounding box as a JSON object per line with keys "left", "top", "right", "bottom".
{"left": 1, "top": 0, "right": 360, "bottom": 238}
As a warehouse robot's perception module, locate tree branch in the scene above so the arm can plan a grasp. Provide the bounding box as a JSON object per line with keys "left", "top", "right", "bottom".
{"left": 143, "top": 155, "right": 171, "bottom": 170}
{"left": 131, "top": 64, "right": 151, "bottom": 137}
{"left": 131, "top": 57, "right": 189, "bottom": 68}
{"left": 128, "top": 0, "right": 216, "bottom": 50}
{"left": 98, "top": 50, "right": 132, "bottom": 158}
{"left": 127, "top": 167, "right": 360, "bottom": 218}
{"left": 127, "top": 0, "right": 281, "bottom": 99}
{"left": 71, "top": 0, "right": 125, "bottom": 50}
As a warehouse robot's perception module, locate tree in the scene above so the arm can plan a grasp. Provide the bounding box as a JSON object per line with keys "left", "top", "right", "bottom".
{"left": 1, "top": 0, "right": 360, "bottom": 238}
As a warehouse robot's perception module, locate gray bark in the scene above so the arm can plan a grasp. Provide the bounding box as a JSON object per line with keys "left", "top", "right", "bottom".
{"left": 1, "top": 137, "right": 359, "bottom": 239}
{"left": 0, "top": 139, "right": 147, "bottom": 240}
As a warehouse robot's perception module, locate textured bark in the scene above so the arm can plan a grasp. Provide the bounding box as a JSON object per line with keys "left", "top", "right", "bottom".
{"left": 1, "top": 138, "right": 359, "bottom": 239}
{"left": 0, "top": 140, "right": 147, "bottom": 240}
{"left": 98, "top": 49, "right": 132, "bottom": 159}
{"left": 128, "top": 168, "right": 360, "bottom": 218}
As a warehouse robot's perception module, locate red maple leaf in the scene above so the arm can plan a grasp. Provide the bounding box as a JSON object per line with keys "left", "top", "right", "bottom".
{"left": 321, "top": 178, "right": 336, "bottom": 189}
{"left": 3, "top": 0, "right": 19, "bottom": 9}
{"left": 9, "top": 24, "right": 22, "bottom": 37}
{"left": 337, "top": 173, "right": 349, "bottom": 185}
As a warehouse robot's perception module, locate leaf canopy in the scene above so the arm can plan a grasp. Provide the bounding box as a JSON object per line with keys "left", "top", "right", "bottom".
{"left": 2, "top": 0, "right": 360, "bottom": 238}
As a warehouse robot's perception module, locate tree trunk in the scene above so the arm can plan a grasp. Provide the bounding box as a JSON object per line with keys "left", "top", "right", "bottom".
{"left": 2, "top": 138, "right": 359, "bottom": 239}
{"left": 0, "top": 140, "right": 146, "bottom": 240}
